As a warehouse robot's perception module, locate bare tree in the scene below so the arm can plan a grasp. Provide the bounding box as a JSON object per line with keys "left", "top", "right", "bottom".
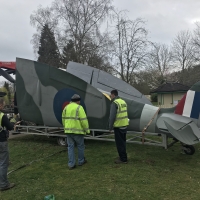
{"left": 129, "top": 43, "right": 173, "bottom": 92}
{"left": 146, "top": 43, "right": 173, "bottom": 85}
{"left": 130, "top": 69, "right": 162, "bottom": 93}
{"left": 30, "top": 0, "right": 113, "bottom": 66}
{"left": 30, "top": 5, "right": 59, "bottom": 58}
{"left": 111, "top": 11, "right": 149, "bottom": 83}
{"left": 172, "top": 30, "right": 198, "bottom": 83}
{"left": 192, "top": 22, "right": 200, "bottom": 62}
{"left": 172, "top": 30, "right": 196, "bottom": 72}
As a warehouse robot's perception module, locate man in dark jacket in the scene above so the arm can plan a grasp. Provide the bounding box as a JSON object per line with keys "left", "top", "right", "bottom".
{"left": 0, "top": 99, "right": 15, "bottom": 191}
{"left": 109, "top": 89, "right": 129, "bottom": 164}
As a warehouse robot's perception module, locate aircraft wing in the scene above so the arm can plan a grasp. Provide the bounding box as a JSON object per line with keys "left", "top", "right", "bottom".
{"left": 157, "top": 113, "right": 200, "bottom": 145}
{"left": 67, "top": 61, "right": 151, "bottom": 104}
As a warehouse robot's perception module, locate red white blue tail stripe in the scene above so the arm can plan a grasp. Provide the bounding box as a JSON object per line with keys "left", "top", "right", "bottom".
{"left": 175, "top": 90, "right": 200, "bottom": 119}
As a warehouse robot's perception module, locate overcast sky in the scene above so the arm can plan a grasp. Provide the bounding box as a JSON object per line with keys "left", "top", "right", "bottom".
{"left": 0, "top": 0, "right": 200, "bottom": 62}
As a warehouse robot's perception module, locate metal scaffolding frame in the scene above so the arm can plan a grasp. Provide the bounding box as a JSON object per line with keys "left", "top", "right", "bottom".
{"left": 12, "top": 125, "right": 174, "bottom": 149}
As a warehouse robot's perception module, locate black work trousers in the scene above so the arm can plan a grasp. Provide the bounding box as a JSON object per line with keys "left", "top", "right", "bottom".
{"left": 114, "top": 127, "right": 127, "bottom": 162}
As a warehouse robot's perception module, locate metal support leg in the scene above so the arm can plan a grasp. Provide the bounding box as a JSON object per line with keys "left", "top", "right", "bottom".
{"left": 161, "top": 134, "right": 168, "bottom": 149}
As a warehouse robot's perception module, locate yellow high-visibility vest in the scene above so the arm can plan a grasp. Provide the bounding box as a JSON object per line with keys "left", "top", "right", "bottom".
{"left": 113, "top": 98, "right": 129, "bottom": 127}
{"left": 10, "top": 117, "right": 16, "bottom": 123}
{"left": 62, "top": 102, "right": 90, "bottom": 134}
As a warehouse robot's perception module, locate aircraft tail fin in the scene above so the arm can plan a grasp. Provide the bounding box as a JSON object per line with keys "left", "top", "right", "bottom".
{"left": 175, "top": 81, "right": 200, "bottom": 119}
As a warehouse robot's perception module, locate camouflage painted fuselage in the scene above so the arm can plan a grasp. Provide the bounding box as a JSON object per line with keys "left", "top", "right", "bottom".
{"left": 16, "top": 58, "right": 200, "bottom": 145}
{"left": 16, "top": 58, "right": 155, "bottom": 131}
{"left": 16, "top": 58, "right": 111, "bottom": 129}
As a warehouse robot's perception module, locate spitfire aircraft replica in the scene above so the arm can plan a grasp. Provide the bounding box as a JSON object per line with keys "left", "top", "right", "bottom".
{"left": 5, "top": 58, "right": 200, "bottom": 155}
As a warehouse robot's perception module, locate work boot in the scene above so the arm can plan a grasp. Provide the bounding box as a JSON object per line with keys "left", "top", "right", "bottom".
{"left": 0, "top": 183, "right": 15, "bottom": 191}
{"left": 78, "top": 158, "right": 87, "bottom": 166}
{"left": 114, "top": 158, "right": 127, "bottom": 164}
{"left": 69, "top": 165, "right": 76, "bottom": 170}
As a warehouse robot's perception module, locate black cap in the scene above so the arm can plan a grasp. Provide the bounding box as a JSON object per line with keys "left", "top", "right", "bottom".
{"left": 71, "top": 94, "right": 81, "bottom": 102}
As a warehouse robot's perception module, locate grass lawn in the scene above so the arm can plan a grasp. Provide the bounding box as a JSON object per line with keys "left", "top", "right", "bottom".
{"left": 1, "top": 135, "right": 200, "bottom": 200}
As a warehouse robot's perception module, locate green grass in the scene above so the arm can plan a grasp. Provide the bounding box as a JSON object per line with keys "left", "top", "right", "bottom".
{"left": 1, "top": 135, "right": 200, "bottom": 200}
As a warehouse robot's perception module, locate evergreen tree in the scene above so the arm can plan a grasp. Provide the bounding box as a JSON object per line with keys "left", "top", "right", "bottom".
{"left": 62, "top": 40, "right": 78, "bottom": 68}
{"left": 38, "top": 24, "right": 61, "bottom": 68}
{"left": 3, "top": 82, "right": 11, "bottom": 105}
{"left": 0, "top": 86, "right": 9, "bottom": 105}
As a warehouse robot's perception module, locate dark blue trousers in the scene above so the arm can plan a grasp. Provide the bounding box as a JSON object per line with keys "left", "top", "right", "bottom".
{"left": 0, "top": 141, "right": 9, "bottom": 188}
{"left": 114, "top": 128, "right": 127, "bottom": 162}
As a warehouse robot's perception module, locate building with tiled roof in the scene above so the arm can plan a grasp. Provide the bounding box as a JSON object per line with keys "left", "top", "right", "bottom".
{"left": 150, "top": 82, "right": 190, "bottom": 107}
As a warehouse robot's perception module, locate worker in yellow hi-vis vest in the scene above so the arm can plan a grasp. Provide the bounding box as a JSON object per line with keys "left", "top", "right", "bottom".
{"left": 0, "top": 99, "right": 18, "bottom": 191}
{"left": 62, "top": 94, "right": 90, "bottom": 170}
{"left": 109, "top": 89, "right": 129, "bottom": 164}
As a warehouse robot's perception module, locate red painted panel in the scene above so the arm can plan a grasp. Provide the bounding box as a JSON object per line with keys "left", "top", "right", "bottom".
{"left": 175, "top": 94, "right": 186, "bottom": 115}
{"left": 0, "top": 62, "right": 16, "bottom": 70}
